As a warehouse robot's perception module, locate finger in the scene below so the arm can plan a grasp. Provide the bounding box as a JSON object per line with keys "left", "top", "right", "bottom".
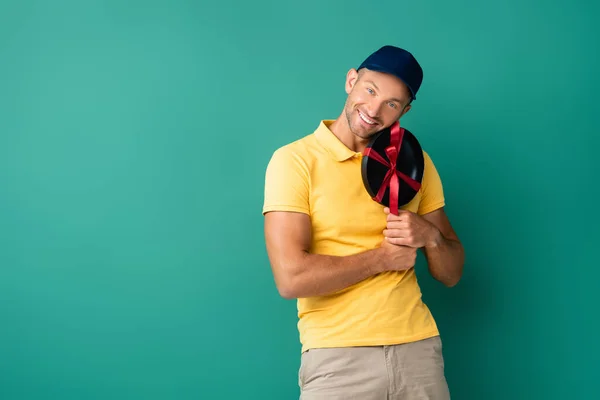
{"left": 387, "top": 210, "right": 410, "bottom": 222}
{"left": 385, "top": 236, "right": 411, "bottom": 246}
{"left": 383, "top": 207, "right": 402, "bottom": 217}
{"left": 385, "top": 235, "right": 417, "bottom": 247}
{"left": 383, "top": 228, "right": 412, "bottom": 239}
{"left": 383, "top": 228, "right": 406, "bottom": 238}
{"left": 385, "top": 220, "right": 409, "bottom": 230}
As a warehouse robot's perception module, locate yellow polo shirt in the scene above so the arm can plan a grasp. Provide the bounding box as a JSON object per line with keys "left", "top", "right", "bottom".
{"left": 263, "top": 120, "right": 446, "bottom": 352}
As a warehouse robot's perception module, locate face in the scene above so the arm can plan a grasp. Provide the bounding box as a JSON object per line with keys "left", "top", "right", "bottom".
{"left": 343, "top": 68, "right": 412, "bottom": 140}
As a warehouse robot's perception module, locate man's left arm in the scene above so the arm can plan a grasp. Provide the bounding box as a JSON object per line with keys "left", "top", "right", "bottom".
{"left": 383, "top": 151, "right": 464, "bottom": 286}
{"left": 420, "top": 208, "right": 464, "bottom": 287}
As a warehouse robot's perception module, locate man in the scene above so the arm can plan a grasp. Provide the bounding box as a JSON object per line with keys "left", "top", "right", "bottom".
{"left": 262, "top": 45, "right": 464, "bottom": 399}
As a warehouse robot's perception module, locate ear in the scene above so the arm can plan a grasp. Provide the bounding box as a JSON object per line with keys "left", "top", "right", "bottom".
{"left": 345, "top": 68, "right": 359, "bottom": 95}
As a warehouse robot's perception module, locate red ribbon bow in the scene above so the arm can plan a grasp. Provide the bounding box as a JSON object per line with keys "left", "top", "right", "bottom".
{"left": 363, "top": 122, "right": 422, "bottom": 215}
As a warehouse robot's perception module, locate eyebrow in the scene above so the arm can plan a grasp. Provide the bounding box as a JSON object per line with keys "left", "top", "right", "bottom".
{"left": 365, "top": 80, "right": 379, "bottom": 91}
{"left": 365, "top": 80, "right": 405, "bottom": 103}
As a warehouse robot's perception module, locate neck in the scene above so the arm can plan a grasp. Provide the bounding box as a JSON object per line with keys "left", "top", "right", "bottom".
{"left": 329, "top": 113, "right": 369, "bottom": 153}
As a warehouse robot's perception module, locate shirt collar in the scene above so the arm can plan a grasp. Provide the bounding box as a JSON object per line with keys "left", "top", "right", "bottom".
{"left": 314, "top": 120, "right": 361, "bottom": 162}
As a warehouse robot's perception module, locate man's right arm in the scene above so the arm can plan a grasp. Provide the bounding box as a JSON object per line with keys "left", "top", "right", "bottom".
{"left": 262, "top": 146, "right": 415, "bottom": 299}
{"left": 264, "top": 210, "right": 416, "bottom": 299}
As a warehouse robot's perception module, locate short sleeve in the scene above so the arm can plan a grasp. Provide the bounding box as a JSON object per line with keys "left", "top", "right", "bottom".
{"left": 262, "top": 146, "right": 310, "bottom": 215}
{"left": 417, "top": 151, "right": 445, "bottom": 215}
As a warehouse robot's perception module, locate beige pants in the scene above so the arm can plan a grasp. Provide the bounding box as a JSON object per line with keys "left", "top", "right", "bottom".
{"left": 299, "top": 336, "right": 450, "bottom": 400}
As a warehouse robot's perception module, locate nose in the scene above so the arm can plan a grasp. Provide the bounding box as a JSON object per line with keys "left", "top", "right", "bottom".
{"left": 365, "top": 99, "right": 384, "bottom": 119}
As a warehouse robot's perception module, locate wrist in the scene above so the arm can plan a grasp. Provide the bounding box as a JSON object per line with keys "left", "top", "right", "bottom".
{"left": 425, "top": 225, "right": 444, "bottom": 249}
{"left": 373, "top": 246, "right": 391, "bottom": 273}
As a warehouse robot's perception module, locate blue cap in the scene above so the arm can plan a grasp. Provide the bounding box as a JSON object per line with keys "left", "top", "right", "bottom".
{"left": 357, "top": 45, "right": 424, "bottom": 101}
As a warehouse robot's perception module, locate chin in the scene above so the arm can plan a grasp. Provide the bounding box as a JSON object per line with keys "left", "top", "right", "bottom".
{"left": 354, "top": 121, "right": 379, "bottom": 138}
{"left": 351, "top": 127, "right": 376, "bottom": 140}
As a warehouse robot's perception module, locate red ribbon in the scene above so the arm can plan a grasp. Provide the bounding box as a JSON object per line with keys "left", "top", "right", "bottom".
{"left": 363, "top": 122, "right": 422, "bottom": 215}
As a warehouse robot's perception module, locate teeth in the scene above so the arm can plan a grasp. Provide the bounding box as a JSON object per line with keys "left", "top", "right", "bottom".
{"left": 359, "top": 111, "right": 375, "bottom": 125}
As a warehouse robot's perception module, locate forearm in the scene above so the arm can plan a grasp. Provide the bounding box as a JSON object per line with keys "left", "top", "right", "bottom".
{"left": 423, "top": 233, "right": 464, "bottom": 287}
{"left": 277, "top": 248, "right": 388, "bottom": 299}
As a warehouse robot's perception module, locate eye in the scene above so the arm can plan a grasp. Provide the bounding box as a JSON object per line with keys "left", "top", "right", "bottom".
{"left": 388, "top": 102, "right": 397, "bottom": 108}
{"left": 366, "top": 87, "right": 374, "bottom": 94}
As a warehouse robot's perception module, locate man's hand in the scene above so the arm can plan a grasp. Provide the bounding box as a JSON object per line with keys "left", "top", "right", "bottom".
{"left": 382, "top": 207, "right": 442, "bottom": 248}
{"left": 381, "top": 207, "right": 465, "bottom": 287}
{"left": 380, "top": 238, "right": 418, "bottom": 272}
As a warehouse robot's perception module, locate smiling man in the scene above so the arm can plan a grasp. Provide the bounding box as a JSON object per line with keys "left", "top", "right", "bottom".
{"left": 262, "top": 45, "right": 464, "bottom": 399}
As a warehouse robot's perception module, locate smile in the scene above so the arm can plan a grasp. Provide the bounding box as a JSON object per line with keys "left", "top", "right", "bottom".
{"left": 358, "top": 110, "right": 376, "bottom": 125}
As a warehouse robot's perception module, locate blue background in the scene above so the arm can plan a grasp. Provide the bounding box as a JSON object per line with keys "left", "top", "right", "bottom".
{"left": 1, "top": 0, "right": 598, "bottom": 398}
